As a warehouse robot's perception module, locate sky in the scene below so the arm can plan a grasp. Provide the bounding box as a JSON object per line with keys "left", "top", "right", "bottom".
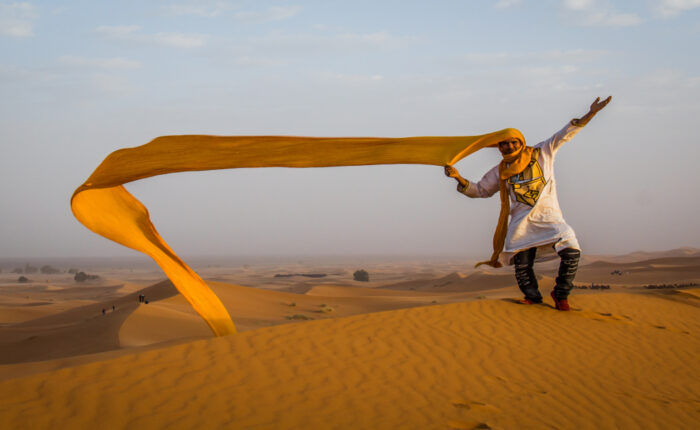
{"left": 1, "top": 0, "right": 699, "bottom": 260}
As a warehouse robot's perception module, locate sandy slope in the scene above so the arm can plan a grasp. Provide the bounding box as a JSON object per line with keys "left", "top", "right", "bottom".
{"left": 0, "top": 278, "right": 481, "bottom": 374}
{"left": 2, "top": 253, "right": 697, "bottom": 371}
{"left": 0, "top": 290, "right": 698, "bottom": 430}
{"left": 118, "top": 281, "right": 482, "bottom": 346}
{"left": 0, "top": 280, "right": 179, "bottom": 365}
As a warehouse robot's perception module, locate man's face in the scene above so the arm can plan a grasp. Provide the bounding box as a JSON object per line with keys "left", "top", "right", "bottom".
{"left": 498, "top": 138, "right": 522, "bottom": 156}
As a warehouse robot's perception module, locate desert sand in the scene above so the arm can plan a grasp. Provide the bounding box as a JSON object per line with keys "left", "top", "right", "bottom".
{"left": 0, "top": 249, "right": 698, "bottom": 429}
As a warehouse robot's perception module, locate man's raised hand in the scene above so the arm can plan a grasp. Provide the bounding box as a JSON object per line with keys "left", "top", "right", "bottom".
{"left": 590, "top": 96, "right": 612, "bottom": 114}
{"left": 573, "top": 95, "right": 612, "bottom": 126}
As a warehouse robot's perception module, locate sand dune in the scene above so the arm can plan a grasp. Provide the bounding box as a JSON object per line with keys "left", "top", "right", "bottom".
{"left": 0, "top": 278, "right": 479, "bottom": 371}
{"left": 1, "top": 290, "right": 698, "bottom": 429}
{"left": 380, "top": 271, "right": 519, "bottom": 292}
{"left": 119, "top": 280, "right": 489, "bottom": 347}
{"left": 1, "top": 251, "right": 698, "bottom": 428}
{"left": 0, "top": 280, "right": 178, "bottom": 365}
{"left": 576, "top": 256, "right": 700, "bottom": 285}
{"left": 595, "top": 247, "right": 700, "bottom": 263}
{"left": 3, "top": 253, "right": 697, "bottom": 370}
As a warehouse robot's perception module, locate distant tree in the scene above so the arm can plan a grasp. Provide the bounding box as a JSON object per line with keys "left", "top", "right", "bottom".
{"left": 68, "top": 268, "right": 79, "bottom": 274}
{"left": 74, "top": 272, "right": 100, "bottom": 283}
{"left": 18, "top": 276, "right": 29, "bottom": 283}
{"left": 24, "top": 264, "right": 38, "bottom": 274}
{"left": 12, "top": 267, "right": 23, "bottom": 274}
{"left": 353, "top": 269, "right": 369, "bottom": 282}
{"left": 40, "top": 265, "right": 60, "bottom": 274}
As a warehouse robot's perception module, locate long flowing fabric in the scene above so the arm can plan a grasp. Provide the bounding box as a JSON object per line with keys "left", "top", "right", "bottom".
{"left": 72, "top": 129, "right": 523, "bottom": 336}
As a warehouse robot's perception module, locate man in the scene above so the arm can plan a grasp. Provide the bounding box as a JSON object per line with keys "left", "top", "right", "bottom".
{"left": 444, "top": 96, "right": 611, "bottom": 311}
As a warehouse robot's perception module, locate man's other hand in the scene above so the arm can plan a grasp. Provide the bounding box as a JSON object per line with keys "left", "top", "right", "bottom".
{"left": 444, "top": 165, "right": 460, "bottom": 178}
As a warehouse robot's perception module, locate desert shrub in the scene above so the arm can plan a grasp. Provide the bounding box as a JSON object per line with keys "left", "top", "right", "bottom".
{"left": 18, "top": 276, "right": 29, "bottom": 283}
{"left": 74, "top": 272, "right": 100, "bottom": 283}
{"left": 353, "top": 269, "right": 369, "bottom": 282}
{"left": 40, "top": 265, "right": 60, "bottom": 274}
{"left": 644, "top": 282, "right": 699, "bottom": 289}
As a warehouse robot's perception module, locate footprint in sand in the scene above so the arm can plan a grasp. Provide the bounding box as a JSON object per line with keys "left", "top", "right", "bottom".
{"left": 447, "top": 419, "right": 492, "bottom": 429}
{"left": 449, "top": 399, "right": 499, "bottom": 429}
{"left": 572, "top": 310, "right": 632, "bottom": 323}
{"left": 451, "top": 399, "right": 500, "bottom": 413}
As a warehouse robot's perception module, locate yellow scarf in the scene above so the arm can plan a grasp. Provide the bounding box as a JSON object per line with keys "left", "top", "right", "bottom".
{"left": 475, "top": 144, "right": 534, "bottom": 268}
{"left": 72, "top": 129, "right": 523, "bottom": 335}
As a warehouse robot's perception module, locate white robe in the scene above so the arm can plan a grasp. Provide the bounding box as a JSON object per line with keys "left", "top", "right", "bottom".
{"left": 461, "top": 121, "right": 583, "bottom": 265}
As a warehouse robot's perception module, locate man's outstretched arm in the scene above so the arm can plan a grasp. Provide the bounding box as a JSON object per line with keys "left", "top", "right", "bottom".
{"left": 444, "top": 165, "right": 499, "bottom": 198}
{"left": 572, "top": 96, "right": 612, "bottom": 127}
{"left": 444, "top": 165, "right": 468, "bottom": 189}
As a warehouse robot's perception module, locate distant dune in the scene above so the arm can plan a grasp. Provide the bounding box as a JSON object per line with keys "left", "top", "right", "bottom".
{"left": 380, "top": 271, "right": 518, "bottom": 292}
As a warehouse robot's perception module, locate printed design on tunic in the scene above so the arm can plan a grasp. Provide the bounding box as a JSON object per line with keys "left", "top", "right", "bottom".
{"left": 507, "top": 148, "right": 546, "bottom": 207}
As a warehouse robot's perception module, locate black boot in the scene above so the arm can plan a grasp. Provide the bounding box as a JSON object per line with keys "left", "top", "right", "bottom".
{"left": 513, "top": 247, "right": 542, "bottom": 303}
{"left": 552, "top": 248, "right": 581, "bottom": 300}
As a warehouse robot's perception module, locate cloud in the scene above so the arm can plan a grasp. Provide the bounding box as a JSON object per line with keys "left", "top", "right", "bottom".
{"left": 337, "top": 31, "right": 401, "bottom": 46}
{"left": 654, "top": 0, "right": 700, "bottom": 17}
{"left": 0, "top": 1, "right": 37, "bottom": 38}
{"left": 161, "top": 1, "right": 233, "bottom": 17}
{"left": 563, "top": 0, "right": 595, "bottom": 10}
{"left": 233, "top": 55, "right": 284, "bottom": 67}
{"left": 232, "top": 30, "right": 416, "bottom": 60}
{"left": 96, "top": 24, "right": 209, "bottom": 48}
{"left": 560, "top": 0, "right": 643, "bottom": 27}
{"left": 234, "top": 5, "right": 301, "bottom": 23}
{"left": 326, "top": 73, "right": 384, "bottom": 85}
{"left": 154, "top": 32, "right": 208, "bottom": 48}
{"left": 96, "top": 24, "right": 141, "bottom": 38}
{"left": 462, "top": 49, "right": 610, "bottom": 66}
{"left": 90, "top": 73, "right": 134, "bottom": 94}
{"left": 58, "top": 55, "right": 141, "bottom": 70}
{"left": 494, "top": 0, "right": 522, "bottom": 8}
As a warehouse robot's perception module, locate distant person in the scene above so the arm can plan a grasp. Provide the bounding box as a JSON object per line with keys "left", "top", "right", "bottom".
{"left": 444, "top": 96, "right": 611, "bottom": 310}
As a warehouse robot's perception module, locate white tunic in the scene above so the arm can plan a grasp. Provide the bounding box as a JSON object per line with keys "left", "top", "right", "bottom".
{"left": 461, "top": 121, "right": 583, "bottom": 265}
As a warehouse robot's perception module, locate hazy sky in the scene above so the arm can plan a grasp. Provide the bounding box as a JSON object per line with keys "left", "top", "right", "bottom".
{"left": 1, "top": 0, "right": 699, "bottom": 259}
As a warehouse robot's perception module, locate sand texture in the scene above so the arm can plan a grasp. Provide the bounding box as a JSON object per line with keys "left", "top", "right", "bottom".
{"left": 1, "top": 289, "right": 699, "bottom": 429}
{"left": 1, "top": 250, "right": 699, "bottom": 429}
